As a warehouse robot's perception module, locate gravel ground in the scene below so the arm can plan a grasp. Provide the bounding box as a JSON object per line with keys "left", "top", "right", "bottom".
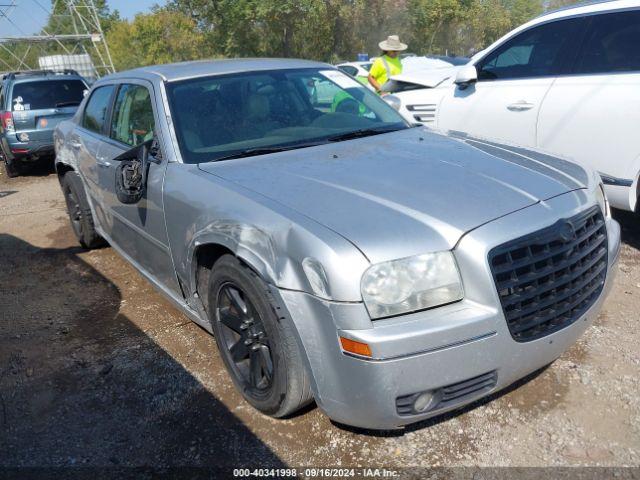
{"left": 1, "top": 166, "right": 639, "bottom": 474}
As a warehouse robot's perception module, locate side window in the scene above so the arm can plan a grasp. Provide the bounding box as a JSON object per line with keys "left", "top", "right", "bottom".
{"left": 304, "top": 76, "right": 366, "bottom": 116}
{"left": 308, "top": 78, "right": 343, "bottom": 109}
{"left": 477, "top": 17, "right": 584, "bottom": 81}
{"left": 339, "top": 65, "right": 358, "bottom": 76}
{"left": 82, "top": 86, "right": 115, "bottom": 134}
{"left": 110, "top": 84, "right": 155, "bottom": 146}
{"left": 574, "top": 10, "right": 640, "bottom": 74}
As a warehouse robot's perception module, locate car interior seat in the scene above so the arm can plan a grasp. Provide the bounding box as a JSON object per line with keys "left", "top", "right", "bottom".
{"left": 245, "top": 92, "right": 283, "bottom": 138}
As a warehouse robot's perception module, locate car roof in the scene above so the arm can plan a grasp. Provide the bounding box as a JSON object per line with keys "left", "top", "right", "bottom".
{"left": 103, "top": 58, "right": 332, "bottom": 83}
{"left": 470, "top": 0, "right": 639, "bottom": 64}
{"left": 10, "top": 75, "right": 85, "bottom": 84}
{"left": 534, "top": 0, "right": 638, "bottom": 22}
{"left": 2, "top": 70, "right": 85, "bottom": 83}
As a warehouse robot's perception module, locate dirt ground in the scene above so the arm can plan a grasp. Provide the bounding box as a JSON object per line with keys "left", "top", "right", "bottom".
{"left": 1, "top": 165, "right": 639, "bottom": 473}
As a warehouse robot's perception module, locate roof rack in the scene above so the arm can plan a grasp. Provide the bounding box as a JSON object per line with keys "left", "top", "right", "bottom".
{"left": 2, "top": 69, "right": 81, "bottom": 81}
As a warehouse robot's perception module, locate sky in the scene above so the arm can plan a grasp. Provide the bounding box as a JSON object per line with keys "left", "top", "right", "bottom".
{"left": 0, "top": 0, "right": 167, "bottom": 37}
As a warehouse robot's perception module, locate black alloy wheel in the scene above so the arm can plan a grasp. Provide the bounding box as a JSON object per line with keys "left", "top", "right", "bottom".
{"left": 216, "top": 282, "right": 274, "bottom": 394}
{"left": 207, "top": 254, "right": 313, "bottom": 417}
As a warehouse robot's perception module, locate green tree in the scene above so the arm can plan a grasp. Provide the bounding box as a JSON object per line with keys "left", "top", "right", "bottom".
{"left": 160, "top": 0, "right": 549, "bottom": 61}
{"left": 502, "top": 0, "right": 542, "bottom": 27}
{"left": 107, "top": 10, "right": 210, "bottom": 71}
{"left": 42, "top": 0, "right": 120, "bottom": 36}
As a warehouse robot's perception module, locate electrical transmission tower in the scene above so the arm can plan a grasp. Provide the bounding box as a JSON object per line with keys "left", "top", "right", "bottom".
{"left": 0, "top": 0, "right": 115, "bottom": 78}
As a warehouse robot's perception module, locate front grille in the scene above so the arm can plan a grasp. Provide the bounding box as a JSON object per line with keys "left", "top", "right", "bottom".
{"left": 396, "top": 371, "right": 497, "bottom": 416}
{"left": 489, "top": 206, "right": 607, "bottom": 342}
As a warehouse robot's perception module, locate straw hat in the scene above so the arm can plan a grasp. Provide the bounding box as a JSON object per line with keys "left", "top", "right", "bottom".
{"left": 378, "top": 35, "right": 407, "bottom": 52}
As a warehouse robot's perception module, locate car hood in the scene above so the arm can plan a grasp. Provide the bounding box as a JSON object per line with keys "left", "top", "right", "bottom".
{"left": 198, "top": 129, "right": 588, "bottom": 264}
{"left": 389, "top": 67, "right": 458, "bottom": 88}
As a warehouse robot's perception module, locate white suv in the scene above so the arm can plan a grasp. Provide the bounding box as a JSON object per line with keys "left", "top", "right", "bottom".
{"left": 391, "top": 0, "right": 640, "bottom": 211}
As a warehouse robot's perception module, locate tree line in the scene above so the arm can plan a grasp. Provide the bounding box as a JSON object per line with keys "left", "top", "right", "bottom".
{"left": 1, "top": 0, "right": 580, "bottom": 74}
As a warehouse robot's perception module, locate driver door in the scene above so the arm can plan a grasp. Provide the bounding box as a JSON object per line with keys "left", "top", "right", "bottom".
{"left": 96, "top": 80, "right": 178, "bottom": 292}
{"left": 438, "top": 16, "right": 585, "bottom": 147}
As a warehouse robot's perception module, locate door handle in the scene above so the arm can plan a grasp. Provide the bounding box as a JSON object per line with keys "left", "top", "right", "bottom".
{"left": 507, "top": 101, "right": 535, "bottom": 112}
{"left": 96, "top": 158, "right": 112, "bottom": 168}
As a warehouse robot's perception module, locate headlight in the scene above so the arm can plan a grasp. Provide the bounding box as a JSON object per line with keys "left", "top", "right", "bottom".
{"left": 596, "top": 182, "right": 611, "bottom": 218}
{"left": 361, "top": 251, "right": 463, "bottom": 319}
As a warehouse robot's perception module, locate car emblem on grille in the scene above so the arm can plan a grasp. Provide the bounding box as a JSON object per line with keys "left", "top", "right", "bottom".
{"left": 558, "top": 221, "right": 576, "bottom": 243}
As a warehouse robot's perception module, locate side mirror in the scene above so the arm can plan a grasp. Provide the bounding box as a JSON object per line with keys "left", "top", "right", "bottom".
{"left": 114, "top": 138, "right": 160, "bottom": 204}
{"left": 454, "top": 65, "right": 478, "bottom": 89}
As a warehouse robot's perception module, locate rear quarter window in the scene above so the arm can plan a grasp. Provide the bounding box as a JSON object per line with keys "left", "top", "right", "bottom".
{"left": 11, "top": 79, "right": 87, "bottom": 111}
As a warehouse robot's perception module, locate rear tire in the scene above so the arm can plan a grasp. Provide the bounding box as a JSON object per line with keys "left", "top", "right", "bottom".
{"left": 2, "top": 156, "right": 20, "bottom": 178}
{"left": 207, "top": 255, "right": 313, "bottom": 418}
{"left": 61, "top": 171, "right": 105, "bottom": 249}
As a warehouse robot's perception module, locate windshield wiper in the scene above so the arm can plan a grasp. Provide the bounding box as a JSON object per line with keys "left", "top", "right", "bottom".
{"left": 326, "top": 127, "right": 403, "bottom": 143}
{"left": 55, "top": 101, "right": 81, "bottom": 108}
{"left": 212, "top": 142, "right": 326, "bottom": 162}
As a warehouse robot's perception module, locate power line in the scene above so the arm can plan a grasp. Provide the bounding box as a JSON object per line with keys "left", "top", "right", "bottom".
{"left": 0, "top": 0, "right": 114, "bottom": 77}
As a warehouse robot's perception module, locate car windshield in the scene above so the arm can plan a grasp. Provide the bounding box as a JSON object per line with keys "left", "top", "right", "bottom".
{"left": 166, "top": 68, "right": 408, "bottom": 164}
{"left": 11, "top": 79, "right": 86, "bottom": 111}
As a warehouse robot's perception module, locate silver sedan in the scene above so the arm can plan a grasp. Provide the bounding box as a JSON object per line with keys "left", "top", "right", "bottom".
{"left": 54, "top": 59, "right": 620, "bottom": 430}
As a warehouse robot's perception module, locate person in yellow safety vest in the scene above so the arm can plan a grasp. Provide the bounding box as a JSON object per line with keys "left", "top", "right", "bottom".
{"left": 331, "top": 90, "right": 367, "bottom": 116}
{"left": 368, "top": 35, "right": 407, "bottom": 95}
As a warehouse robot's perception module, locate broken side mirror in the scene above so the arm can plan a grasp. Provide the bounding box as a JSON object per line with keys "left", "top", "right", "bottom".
{"left": 114, "top": 137, "right": 161, "bottom": 204}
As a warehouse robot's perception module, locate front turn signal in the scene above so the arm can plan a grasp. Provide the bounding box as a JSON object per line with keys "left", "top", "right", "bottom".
{"left": 339, "top": 337, "right": 372, "bottom": 357}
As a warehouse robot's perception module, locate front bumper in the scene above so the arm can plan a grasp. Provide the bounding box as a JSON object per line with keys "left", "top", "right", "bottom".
{"left": 272, "top": 191, "right": 621, "bottom": 430}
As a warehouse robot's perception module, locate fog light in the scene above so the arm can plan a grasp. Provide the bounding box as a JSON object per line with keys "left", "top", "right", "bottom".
{"left": 18, "top": 132, "right": 29, "bottom": 142}
{"left": 413, "top": 391, "right": 435, "bottom": 412}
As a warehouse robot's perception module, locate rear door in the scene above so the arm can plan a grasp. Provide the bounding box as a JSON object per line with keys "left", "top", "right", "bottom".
{"left": 74, "top": 84, "right": 116, "bottom": 209}
{"left": 537, "top": 9, "right": 640, "bottom": 210}
{"left": 96, "top": 80, "right": 177, "bottom": 291}
{"left": 9, "top": 78, "right": 87, "bottom": 143}
{"left": 437, "top": 16, "right": 585, "bottom": 147}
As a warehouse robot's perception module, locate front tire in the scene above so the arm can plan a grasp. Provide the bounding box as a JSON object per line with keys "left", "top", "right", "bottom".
{"left": 61, "top": 171, "right": 104, "bottom": 249}
{"left": 207, "top": 255, "right": 313, "bottom": 417}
